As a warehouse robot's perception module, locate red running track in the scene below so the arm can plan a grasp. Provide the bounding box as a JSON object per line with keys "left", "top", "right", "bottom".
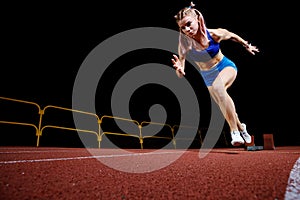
{"left": 0, "top": 146, "right": 299, "bottom": 200}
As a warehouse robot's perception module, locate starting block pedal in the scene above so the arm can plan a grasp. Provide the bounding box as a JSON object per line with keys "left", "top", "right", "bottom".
{"left": 263, "top": 134, "right": 275, "bottom": 150}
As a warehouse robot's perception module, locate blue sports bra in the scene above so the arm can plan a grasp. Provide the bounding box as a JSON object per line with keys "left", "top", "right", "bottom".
{"left": 188, "top": 30, "right": 220, "bottom": 62}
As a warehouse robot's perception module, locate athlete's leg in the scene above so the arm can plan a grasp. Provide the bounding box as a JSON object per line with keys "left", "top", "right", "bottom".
{"left": 208, "top": 67, "right": 239, "bottom": 132}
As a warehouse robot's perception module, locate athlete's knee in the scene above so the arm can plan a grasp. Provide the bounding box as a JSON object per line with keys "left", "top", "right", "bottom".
{"left": 209, "top": 86, "right": 226, "bottom": 103}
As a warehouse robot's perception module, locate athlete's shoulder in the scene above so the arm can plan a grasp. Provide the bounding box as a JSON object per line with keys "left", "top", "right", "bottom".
{"left": 208, "top": 28, "right": 231, "bottom": 42}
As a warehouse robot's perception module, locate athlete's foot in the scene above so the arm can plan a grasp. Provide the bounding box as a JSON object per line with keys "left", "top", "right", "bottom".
{"left": 231, "top": 131, "right": 244, "bottom": 146}
{"left": 240, "top": 123, "right": 251, "bottom": 143}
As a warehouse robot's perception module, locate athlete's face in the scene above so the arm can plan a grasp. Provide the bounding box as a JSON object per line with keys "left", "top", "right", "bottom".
{"left": 178, "top": 15, "right": 198, "bottom": 38}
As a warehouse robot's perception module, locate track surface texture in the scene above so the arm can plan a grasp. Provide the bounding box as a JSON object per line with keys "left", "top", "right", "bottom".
{"left": 0, "top": 146, "right": 300, "bottom": 200}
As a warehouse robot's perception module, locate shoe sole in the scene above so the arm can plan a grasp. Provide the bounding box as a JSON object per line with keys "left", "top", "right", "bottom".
{"left": 231, "top": 141, "right": 244, "bottom": 146}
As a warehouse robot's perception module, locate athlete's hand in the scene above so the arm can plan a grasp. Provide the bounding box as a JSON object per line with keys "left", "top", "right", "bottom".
{"left": 244, "top": 42, "right": 259, "bottom": 55}
{"left": 171, "top": 54, "right": 185, "bottom": 77}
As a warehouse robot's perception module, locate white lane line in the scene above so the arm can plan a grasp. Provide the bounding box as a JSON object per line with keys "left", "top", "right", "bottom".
{"left": 0, "top": 151, "right": 184, "bottom": 165}
{"left": 284, "top": 157, "right": 300, "bottom": 200}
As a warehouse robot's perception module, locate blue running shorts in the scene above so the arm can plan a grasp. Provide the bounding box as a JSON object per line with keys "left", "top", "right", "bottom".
{"left": 199, "top": 56, "right": 237, "bottom": 86}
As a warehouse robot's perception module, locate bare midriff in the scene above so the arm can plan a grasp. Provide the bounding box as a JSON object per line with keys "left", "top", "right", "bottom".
{"left": 194, "top": 50, "right": 224, "bottom": 71}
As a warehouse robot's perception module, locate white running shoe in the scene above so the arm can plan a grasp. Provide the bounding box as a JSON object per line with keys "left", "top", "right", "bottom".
{"left": 240, "top": 123, "right": 252, "bottom": 143}
{"left": 231, "top": 131, "right": 244, "bottom": 146}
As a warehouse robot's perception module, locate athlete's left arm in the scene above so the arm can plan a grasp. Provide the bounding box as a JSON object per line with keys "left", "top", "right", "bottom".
{"left": 210, "top": 28, "right": 259, "bottom": 55}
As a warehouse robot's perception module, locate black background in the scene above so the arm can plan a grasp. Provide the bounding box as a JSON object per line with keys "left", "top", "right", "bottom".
{"left": 0, "top": 1, "right": 298, "bottom": 147}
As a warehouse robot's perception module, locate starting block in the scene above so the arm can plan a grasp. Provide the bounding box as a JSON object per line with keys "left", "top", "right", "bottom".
{"left": 245, "top": 134, "right": 276, "bottom": 151}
